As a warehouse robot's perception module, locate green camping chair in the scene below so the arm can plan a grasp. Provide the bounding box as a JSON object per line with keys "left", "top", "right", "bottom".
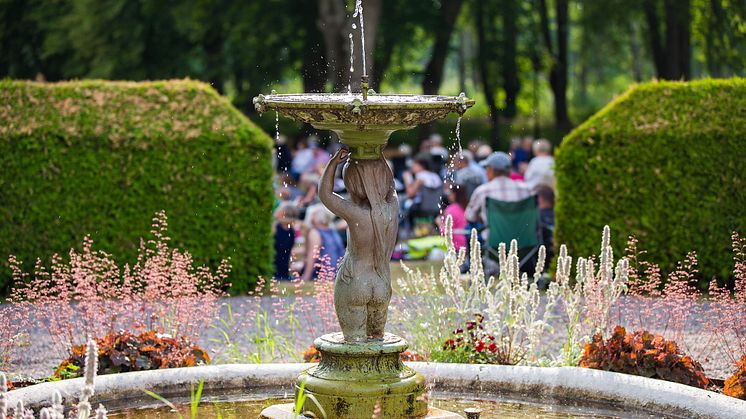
{"left": 485, "top": 196, "right": 542, "bottom": 270}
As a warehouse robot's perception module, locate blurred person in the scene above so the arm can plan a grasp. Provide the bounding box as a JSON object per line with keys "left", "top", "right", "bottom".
{"left": 511, "top": 163, "right": 526, "bottom": 181}
{"left": 524, "top": 139, "right": 555, "bottom": 190}
{"left": 274, "top": 202, "right": 300, "bottom": 280}
{"left": 276, "top": 171, "right": 304, "bottom": 201}
{"left": 510, "top": 137, "right": 531, "bottom": 171}
{"left": 451, "top": 151, "right": 486, "bottom": 199}
{"left": 312, "top": 139, "right": 331, "bottom": 172}
{"left": 475, "top": 144, "right": 493, "bottom": 163}
{"left": 437, "top": 183, "right": 470, "bottom": 251}
{"left": 468, "top": 139, "right": 486, "bottom": 156}
{"left": 275, "top": 134, "right": 292, "bottom": 173}
{"left": 429, "top": 133, "right": 448, "bottom": 176}
{"left": 465, "top": 151, "right": 532, "bottom": 225}
{"left": 297, "top": 171, "right": 321, "bottom": 207}
{"left": 291, "top": 137, "right": 315, "bottom": 179}
{"left": 403, "top": 154, "right": 443, "bottom": 216}
{"left": 301, "top": 203, "right": 345, "bottom": 281}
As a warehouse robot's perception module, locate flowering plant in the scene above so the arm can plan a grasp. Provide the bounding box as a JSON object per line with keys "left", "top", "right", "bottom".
{"left": 7, "top": 211, "right": 228, "bottom": 359}
{"left": 438, "top": 314, "right": 506, "bottom": 364}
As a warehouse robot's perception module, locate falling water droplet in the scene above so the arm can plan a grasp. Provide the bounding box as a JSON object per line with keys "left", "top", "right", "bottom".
{"left": 275, "top": 110, "right": 280, "bottom": 143}
{"left": 455, "top": 116, "right": 463, "bottom": 154}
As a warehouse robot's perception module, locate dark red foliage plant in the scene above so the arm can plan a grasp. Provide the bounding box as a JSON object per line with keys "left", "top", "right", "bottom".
{"left": 724, "top": 355, "right": 746, "bottom": 399}
{"left": 55, "top": 330, "right": 210, "bottom": 378}
{"left": 579, "top": 326, "right": 708, "bottom": 389}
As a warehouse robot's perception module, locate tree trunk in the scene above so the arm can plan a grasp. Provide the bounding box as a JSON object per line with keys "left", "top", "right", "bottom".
{"left": 644, "top": 0, "right": 667, "bottom": 78}
{"left": 630, "top": 21, "right": 643, "bottom": 82}
{"left": 501, "top": 0, "right": 520, "bottom": 119}
{"left": 663, "top": 0, "right": 691, "bottom": 80}
{"left": 538, "top": 0, "right": 572, "bottom": 132}
{"left": 302, "top": 0, "right": 330, "bottom": 139}
{"left": 476, "top": 1, "right": 501, "bottom": 148}
{"left": 421, "top": 0, "right": 464, "bottom": 95}
{"left": 317, "top": 0, "right": 347, "bottom": 90}
{"left": 302, "top": 1, "right": 328, "bottom": 93}
{"left": 419, "top": 0, "right": 464, "bottom": 139}
{"left": 644, "top": 0, "right": 691, "bottom": 80}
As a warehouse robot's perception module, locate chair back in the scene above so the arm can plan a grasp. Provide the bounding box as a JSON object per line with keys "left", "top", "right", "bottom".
{"left": 486, "top": 196, "right": 539, "bottom": 250}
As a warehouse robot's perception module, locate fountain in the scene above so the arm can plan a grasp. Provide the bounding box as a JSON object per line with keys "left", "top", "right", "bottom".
{"left": 253, "top": 83, "right": 473, "bottom": 419}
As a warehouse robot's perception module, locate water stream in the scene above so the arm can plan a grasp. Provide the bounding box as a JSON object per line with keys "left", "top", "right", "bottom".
{"left": 353, "top": 0, "right": 367, "bottom": 78}
{"left": 455, "top": 116, "right": 463, "bottom": 154}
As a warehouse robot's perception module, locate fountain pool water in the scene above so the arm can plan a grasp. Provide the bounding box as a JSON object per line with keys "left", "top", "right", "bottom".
{"left": 107, "top": 395, "right": 650, "bottom": 419}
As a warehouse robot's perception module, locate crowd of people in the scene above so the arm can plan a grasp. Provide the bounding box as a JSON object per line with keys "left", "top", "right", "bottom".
{"left": 271, "top": 132, "right": 556, "bottom": 281}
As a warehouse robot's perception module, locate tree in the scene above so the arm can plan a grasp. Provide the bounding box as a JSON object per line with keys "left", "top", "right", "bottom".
{"left": 537, "top": 0, "right": 573, "bottom": 131}
{"left": 644, "top": 0, "right": 691, "bottom": 80}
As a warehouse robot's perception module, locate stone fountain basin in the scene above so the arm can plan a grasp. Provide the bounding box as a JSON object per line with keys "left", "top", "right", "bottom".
{"left": 7, "top": 363, "right": 746, "bottom": 418}
{"left": 254, "top": 93, "right": 475, "bottom": 159}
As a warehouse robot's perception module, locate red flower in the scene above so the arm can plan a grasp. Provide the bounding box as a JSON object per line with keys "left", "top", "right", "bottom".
{"left": 488, "top": 343, "right": 497, "bottom": 353}
{"left": 475, "top": 340, "right": 485, "bottom": 352}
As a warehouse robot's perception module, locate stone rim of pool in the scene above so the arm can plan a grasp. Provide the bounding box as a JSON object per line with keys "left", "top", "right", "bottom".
{"left": 7, "top": 363, "right": 746, "bottom": 418}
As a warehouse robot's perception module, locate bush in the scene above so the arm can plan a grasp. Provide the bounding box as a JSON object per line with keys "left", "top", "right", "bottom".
{"left": 0, "top": 80, "right": 274, "bottom": 294}
{"left": 55, "top": 330, "right": 210, "bottom": 378}
{"left": 555, "top": 78, "right": 746, "bottom": 284}
{"left": 579, "top": 326, "right": 708, "bottom": 388}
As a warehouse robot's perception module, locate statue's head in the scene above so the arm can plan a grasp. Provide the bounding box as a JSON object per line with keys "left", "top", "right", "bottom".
{"left": 342, "top": 157, "right": 393, "bottom": 206}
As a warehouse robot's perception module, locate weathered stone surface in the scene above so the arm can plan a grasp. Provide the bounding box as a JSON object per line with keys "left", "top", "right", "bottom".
{"left": 8, "top": 364, "right": 746, "bottom": 418}
{"left": 259, "top": 403, "right": 463, "bottom": 419}
{"left": 294, "top": 333, "right": 428, "bottom": 418}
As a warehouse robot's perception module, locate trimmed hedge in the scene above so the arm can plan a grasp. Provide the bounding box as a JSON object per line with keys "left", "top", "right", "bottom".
{"left": 556, "top": 78, "right": 746, "bottom": 284}
{"left": 0, "top": 79, "right": 274, "bottom": 294}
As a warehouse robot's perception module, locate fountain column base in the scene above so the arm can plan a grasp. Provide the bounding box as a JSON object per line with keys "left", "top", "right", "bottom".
{"left": 260, "top": 332, "right": 462, "bottom": 419}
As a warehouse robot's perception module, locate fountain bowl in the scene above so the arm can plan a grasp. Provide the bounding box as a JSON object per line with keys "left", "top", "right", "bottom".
{"left": 253, "top": 93, "right": 474, "bottom": 159}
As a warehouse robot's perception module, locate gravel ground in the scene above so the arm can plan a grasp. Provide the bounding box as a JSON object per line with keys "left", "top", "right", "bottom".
{"left": 4, "top": 294, "right": 741, "bottom": 382}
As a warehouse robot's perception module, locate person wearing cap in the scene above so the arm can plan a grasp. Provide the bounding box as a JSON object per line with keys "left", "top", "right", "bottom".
{"left": 465, "top": 151, "right": 533, "bottom": 225}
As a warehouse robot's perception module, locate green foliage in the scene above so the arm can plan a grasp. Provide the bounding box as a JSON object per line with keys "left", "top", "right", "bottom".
{"left": 0, "top": 79, "right": 274, "bottom": 294}
{"left": 579, "top": 326, "right": 709, "bottom": 389}
{"left": 556, "top": 78, "right": 746, "bottom": 283}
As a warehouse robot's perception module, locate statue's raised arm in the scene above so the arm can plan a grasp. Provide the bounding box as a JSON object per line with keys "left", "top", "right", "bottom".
{"left": 318, "top": 148, "right": 357, "bottom": 222}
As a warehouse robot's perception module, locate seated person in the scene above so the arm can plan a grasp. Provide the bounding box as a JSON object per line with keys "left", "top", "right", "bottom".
{"left": 301, "top": 204, "right": 345, "bottom": 280}
{"left": 273, "top": 202, "right": 300, "bottom": 280}
{"left": 403, "top": 154, "right": 443, "bottom": 219}
{"left": 465, "top": 151, "right": 533, "bottom": 226}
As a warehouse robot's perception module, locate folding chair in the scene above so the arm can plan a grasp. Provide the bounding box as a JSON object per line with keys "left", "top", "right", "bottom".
{"left": 484, "top": 196, "right": 542, "bottom": 271}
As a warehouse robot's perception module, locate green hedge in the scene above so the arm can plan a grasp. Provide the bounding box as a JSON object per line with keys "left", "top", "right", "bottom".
{"left": 556, "top": 78, "right": 746, "bottom": 284}
{"left": 0, "top": 79, "right": 274, "bottom": 294}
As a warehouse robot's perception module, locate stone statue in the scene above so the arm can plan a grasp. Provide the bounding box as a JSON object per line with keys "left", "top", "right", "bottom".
{"left": 318, "top": 148, "right": 399, "bottom": 342}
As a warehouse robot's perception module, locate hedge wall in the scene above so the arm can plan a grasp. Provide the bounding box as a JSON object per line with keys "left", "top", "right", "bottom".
{"left": 555, "top": 78, "right": 746, "bottom": 284}
{"left": 0, "top": 80, "right": 274, "bottom": 294}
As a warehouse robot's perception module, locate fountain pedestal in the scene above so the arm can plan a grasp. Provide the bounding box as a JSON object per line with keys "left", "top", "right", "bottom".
{"left": 260, "top": 334, "right": 463, "bottom": 419}
{"left": 299, "top": 333, "right": 426, "bottom": 418}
